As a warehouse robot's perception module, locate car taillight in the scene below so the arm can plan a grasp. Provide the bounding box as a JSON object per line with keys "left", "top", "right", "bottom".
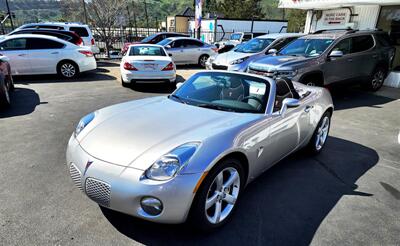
{"left": 162, "top": 62, "right": 174, "bottom": 71}
{"left": 91, "top": 38, "right": 95, "bottom": 45}
{"left": 76, "top": 37, "right": 83, "bottom": 46}
{"left": 79, "top": 50, "right": 94, "bottom": 57}
{"left": 123, "top": 62, "right": 138, "bottom": 71}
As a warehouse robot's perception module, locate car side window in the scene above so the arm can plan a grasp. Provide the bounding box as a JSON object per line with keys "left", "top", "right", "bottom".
{"left": 184, "top": 40, "right": 203, "bottom": 48}
{"left": 332, "top": 38, "right": 352, "bottom": 55}
{"left": 69, "top": 27, "right": 89, "bottom": 37}
{"left": 27, "top": 38, "right": 65, "bottom": 50}
{"left": 351, "top": 35, "right": 374, "bottom": 53}
{"left": 0, "top": 38, "right": 27, "bottom": 50}
{"left": 171, "top": 40, "right": 184, "bottom": 48}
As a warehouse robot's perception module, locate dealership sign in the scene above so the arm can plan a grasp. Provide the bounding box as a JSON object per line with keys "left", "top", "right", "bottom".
{"left": 322, "top": 9, "right": 350, "bottom": 26}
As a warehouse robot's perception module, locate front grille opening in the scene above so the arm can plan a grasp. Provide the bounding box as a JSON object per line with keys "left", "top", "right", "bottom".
{"left": 85, "top": 178, "right": 111, "bottom": 207}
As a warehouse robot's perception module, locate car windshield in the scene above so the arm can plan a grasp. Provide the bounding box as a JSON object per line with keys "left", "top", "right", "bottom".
{"left": 279, "top": 38, "right": 334, "bottom": 57}
{"left": 171, "top": 72, "right": 270, "bottom": 113}
{"left": 230, "top": 33, "right": 242, "bottom": 41}
{"left": 129, "top": 46, "right": 166, "bottom": 56}
{"left": 157, "top": 38, "right": 172, "bottom": 46}
{"left": 235, "top": 38, "right": 274, "bottom": 53}
{"left": 141, "top": 34, "right": 158, "bottom": 43}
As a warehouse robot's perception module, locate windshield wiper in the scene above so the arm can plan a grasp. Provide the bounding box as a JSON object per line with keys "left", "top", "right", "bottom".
{"left": 168, "top": 94, "right": 187, "bottom": 104}
{"left": 197, "top": 103, "right": 234, "bottom": 112}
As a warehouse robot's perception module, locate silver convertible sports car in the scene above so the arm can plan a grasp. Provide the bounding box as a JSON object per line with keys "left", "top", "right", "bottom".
{"left": 66, "top": 71, "right": 333, "bottom": 230}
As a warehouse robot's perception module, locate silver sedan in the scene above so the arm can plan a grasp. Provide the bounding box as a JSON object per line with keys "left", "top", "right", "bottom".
{"left": 66, "top": 71, "right": 333, "bottom": 230}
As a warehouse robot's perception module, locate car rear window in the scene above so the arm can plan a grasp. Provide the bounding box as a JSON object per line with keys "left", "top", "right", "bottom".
{"left": 129, "top": 46, "right": 166, "bottom": 56}
{"left": 351, "top": 35, "right": 374, "bottom": 53}
{"left": 69, "top": 27, "right": 89, "bottom": 37}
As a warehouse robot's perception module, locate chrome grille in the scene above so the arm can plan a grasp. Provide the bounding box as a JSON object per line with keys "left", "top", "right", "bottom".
{"left": 85, "top": 178, "right": 111, "bottom": 207}
{"left": 69, "top": 163, "right": 83, "bottom": 191}
{"left": 248, "top": 68, "right": 276, "bottom": 77}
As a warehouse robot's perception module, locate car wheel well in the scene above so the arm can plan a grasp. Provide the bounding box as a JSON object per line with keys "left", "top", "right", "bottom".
{"left": 216, "top": 152, "right": 249, "bottom": 184}
{"left": 326, "top": 107, "right": 334, "bottom": 116}
{"left": 57, "top": 59, "right": 80, "bottom": 73}
{"left": 300, "top": 72, "right": 324, "bottom": 86}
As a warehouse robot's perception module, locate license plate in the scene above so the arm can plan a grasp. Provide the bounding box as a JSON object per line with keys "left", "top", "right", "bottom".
{"left": 144, "top": 64, "right": 156, "bottom": 70}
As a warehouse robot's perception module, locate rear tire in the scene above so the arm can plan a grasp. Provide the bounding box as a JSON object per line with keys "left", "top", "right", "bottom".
{"left": 121, "top": 77, "right": 131, "bottom": 88}
{"left": 198, "top": 55, "right": 209, "bottom": 68}
{"left": 364, "top": 67, "right": 386, "bottom": 91}
{"left": 58, "top": 61, "right": 79, "bottom": 79}
{"left": 189, "top": 158, "right": 244, "bottom": 231}
{"left": 0, "top": 80, "right": 11, "bottom": 108}
{"left": 306, "top": 111, "right": 331, "bottom": 155}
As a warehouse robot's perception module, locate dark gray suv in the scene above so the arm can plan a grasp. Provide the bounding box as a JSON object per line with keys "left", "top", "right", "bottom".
{"left": 247, "top": 29, "right": 396, "bottom": 91}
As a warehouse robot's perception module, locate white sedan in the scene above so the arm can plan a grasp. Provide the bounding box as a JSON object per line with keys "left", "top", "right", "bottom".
{"left": 120, "top": 44, "right": 176, "bottom": 87}
{"left": 0, "top": 34, "right": 96, "bottom": 78}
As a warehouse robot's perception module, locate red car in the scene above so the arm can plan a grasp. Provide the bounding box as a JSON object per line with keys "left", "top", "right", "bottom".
{"left": 121, "top": 32, "right": 189, "bottom": 55}
{"left": 0, "top": 56, "right": 14, "bottom": 108}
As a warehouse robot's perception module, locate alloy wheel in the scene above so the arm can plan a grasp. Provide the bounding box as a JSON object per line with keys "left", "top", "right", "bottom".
{"left": 61, "top": 63, "right": 76, "bottom": 78}
{"left": 205, "top": 167, "right": 240, "bottom": 224}
{"left": 371, "top": 70, "right": 385, "bottom": 90}
{"left": 315, "top": 116, "right": 330, "bottom": 151}
{"left": 200, "top": 56, "right": 208, "bottom": 67}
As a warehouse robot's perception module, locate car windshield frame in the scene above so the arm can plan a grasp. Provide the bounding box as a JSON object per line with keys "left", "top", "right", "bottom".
{"left": 128, "top": 46, "right": 166, "bottom": 56}
{"left": 170, "top": 72, "right": 271, "bottom": 114}
{"left": 235, "top": 38, "right": 275, "bottom": 53}
{"left": 278, "top": 38, "right": 334, "bottom": 57}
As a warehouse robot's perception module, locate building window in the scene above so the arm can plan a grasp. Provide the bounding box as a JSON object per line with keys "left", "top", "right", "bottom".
{"left": 377, "top": 5, "right": 400, "bottom": 70}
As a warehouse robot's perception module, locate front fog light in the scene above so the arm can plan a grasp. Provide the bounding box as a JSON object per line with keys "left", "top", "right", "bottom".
{"left": 141, "top": 197, "right": 163, "bottom": 216}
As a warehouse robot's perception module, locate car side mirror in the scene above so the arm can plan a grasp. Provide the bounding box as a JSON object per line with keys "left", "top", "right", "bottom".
{"left": 168, "top": 53, "right": 172, "bottom": 57}
{"left": 328, "top": 50, "right": 343, "bottom": 58}
{"left": 280, "top": 98, "right": 300, "bottom": 116}
{"left": 176, "top": 82, "right": 183, "bottom": 89}
{"left": 268, "top": 49, "right": 277, "bottom": 55}
{"left": 0, "top": 55, "right": 10, "bottom": 63}
{"left": 165, "top": 45, "right": 171, "bottom": 49}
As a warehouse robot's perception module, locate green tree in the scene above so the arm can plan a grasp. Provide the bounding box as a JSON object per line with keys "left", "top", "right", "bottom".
{"left": 219, "top": 0, "right": 264, "bottom": 19}
{"left": 287, "top": 9, "right": 306, "bottom": 32}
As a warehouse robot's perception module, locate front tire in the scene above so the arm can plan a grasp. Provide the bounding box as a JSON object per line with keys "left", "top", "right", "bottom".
{"left": 189, "top": 158, "right": 244, "bottom": 231}
{"left": 58, "top": 61, "right": 79, "bottom": 79}
{"left": 306, "top": 111, "right": 331, "bottom": 155}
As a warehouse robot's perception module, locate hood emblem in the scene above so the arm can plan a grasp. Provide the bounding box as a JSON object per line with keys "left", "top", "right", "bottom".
{"left": 83, "top": 160, "right": 93, "bottom": 176}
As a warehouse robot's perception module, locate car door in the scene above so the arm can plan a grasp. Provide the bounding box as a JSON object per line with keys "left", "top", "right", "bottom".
{"left": 350, "top": 35, "right": 376, "bottom": 79}
{"left": 182, "top": 39, "right": 205, "bottom": 64}
{"left": 323, "top": 37, "right": 354, "bottom": 84}
{"left": 0, "top": 38, "right": 31, "bottom": 75}
{"left": 26, "top": 38, "right": 64, "bottom": 74}
{"left": 167, "top": 39, "right": 185, "bottom": 64}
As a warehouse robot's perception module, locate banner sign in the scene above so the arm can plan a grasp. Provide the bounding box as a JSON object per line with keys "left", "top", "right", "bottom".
{"left": 322, "top": 9, "right": 350, "bottom": 26}
{"left": 195, "top": 0, "right": 203, "bottom": 29}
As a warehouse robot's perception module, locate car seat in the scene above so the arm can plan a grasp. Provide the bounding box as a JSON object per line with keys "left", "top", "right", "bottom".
{"left": 274, "top": 77, "right": 300, "bottom": 112}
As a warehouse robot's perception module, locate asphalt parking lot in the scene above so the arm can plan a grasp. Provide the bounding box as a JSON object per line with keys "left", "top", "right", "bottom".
{"left": 1, "top": 62, "right": 399, "bottom": 245}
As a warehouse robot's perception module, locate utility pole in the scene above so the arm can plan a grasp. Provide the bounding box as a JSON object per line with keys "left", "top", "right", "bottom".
{"left": 5, "top": 0, "right": 14, "bottom": 29}
{"left": 144, "top": 0, "right": 150, "bottom": 36}
{"left": 132, "top": 0, "right": 138, "bottom": 40}
{"left": 82, "top": 0, "right": 88, "bottom": 24}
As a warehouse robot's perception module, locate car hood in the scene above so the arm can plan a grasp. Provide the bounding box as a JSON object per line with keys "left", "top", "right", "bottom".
{"left": 213, "top": 51, "right": 255, "bottom": 65}
{"left": 249, "top": 55, "right": 313, "bottom": 71}
{"left": 78, "top": 96, "right": 258, "bottom": 169}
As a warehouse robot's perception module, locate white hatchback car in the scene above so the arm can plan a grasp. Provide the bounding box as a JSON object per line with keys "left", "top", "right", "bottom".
{"left": 120, "top": 44, "right": 176, "bottom": 87}
{"left": 0, "top": 34, "right": 97, "bottom": 78}
{"left": 16, "top": 22, "right": 100, "bottom": 54}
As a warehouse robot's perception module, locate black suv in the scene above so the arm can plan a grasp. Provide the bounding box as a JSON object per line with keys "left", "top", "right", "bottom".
{"left": 248, "top": 29, "right": 396, "bottom": 91}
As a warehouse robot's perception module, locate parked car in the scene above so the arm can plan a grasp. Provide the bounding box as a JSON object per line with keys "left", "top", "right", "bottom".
{"left": 0, "top": 55, "right": 13, "bottom": 108}
{"left": 121, "top": 32, "right": 189, "bottom": 55}
{"left": 67, "top": 71, "right": 333, "bottom": 230}
{"left": 157, "top": 37, "right": 218, "bottom": 67}
{"left": 0, "top": 34, "right": 97, "bottom": 78}
{"left": 5, "top": 28, "right": 84, "bottom": 46}
{"left": 120, "top": 44, "right": 176, "bottom": 87}
{"left": 16, "top": 22, "right": 100, "bottom": 54}
{"left": 215, "top": 32, "right": 265, "bottom": 52}
{"left": 248, "top": 29, "right": 396, "bottom": 91}
{"left": 206, "top": 33, "right": 303, "bottom": 72}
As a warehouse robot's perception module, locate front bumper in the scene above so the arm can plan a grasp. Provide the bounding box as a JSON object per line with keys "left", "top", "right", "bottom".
{"left": 121, "top": 69, "right": 176, "bottom": 83}
{"left": 66, "top": 135, "right": 202, "bottom": 224}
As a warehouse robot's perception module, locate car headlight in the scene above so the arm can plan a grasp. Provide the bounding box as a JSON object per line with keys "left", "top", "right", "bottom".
{"left": 145, "top": 142, "right": 200, "bottom": 181}
{"left": 230, "top": 56, "right": 249, "bottom": 65}
{"left": 277, "top": 70, "right": 297, "bottom": 78}
{"left": 75, "top": 112, "right": 95, "bottom": 137}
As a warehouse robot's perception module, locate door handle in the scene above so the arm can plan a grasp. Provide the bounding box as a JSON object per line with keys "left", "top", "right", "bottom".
{"left": 51, "top": 52, "right": 59, "bottom": 54}
{"left": 347, "top": 58, "right": 353, "bottom": 62}
{"left": 372, "top": 54, "right": 378, "bottom": 59}
{"left": 304, "top": 105, "right": 314, "bottom": 113}
{"left": 18, "top": 54, "right": 26, "bottom": 57}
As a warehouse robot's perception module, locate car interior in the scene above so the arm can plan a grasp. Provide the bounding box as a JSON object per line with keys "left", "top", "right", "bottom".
{"left": 273, "top": 77, "right": 300, "bottom": 112}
